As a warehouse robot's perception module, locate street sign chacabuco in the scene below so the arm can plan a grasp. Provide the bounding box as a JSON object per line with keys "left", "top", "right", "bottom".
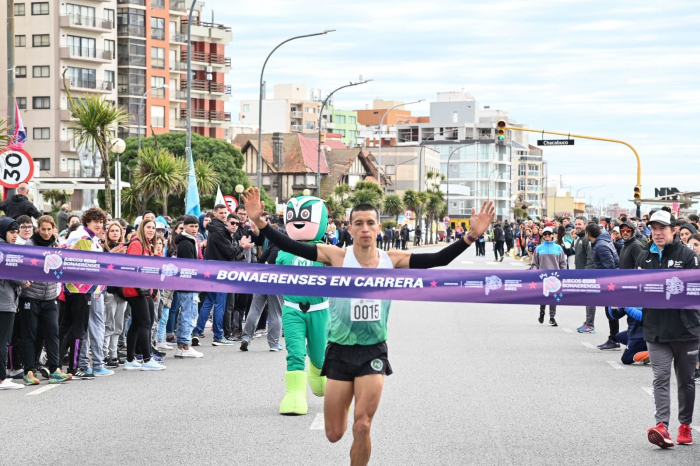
{"left": 537, "top": 139, "right": 574, "bottom": 146}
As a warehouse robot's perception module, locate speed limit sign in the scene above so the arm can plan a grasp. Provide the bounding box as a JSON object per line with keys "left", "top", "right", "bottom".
{"left": 404, "top": 210, "right": 414, "bottom": 220}
{"left": 0, "top": 148, "right": 34, "bottom": 189}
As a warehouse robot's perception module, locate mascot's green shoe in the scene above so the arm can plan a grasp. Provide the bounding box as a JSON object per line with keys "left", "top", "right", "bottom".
{"left": 307, "top": 361, "right": 326, "bottom": 397}
{"left": 280, "top": 371, "right": 308, "bottom": 415}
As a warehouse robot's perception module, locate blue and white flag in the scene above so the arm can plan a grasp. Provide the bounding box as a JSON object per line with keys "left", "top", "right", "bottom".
{"left": 185, "top": 155, "right": 201, "bottom": 217}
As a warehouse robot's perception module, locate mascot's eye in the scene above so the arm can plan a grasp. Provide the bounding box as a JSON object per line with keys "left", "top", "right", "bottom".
{"left": 301, "top": 209, "right": 310, "bottom": 219}
{"left": 286, "top": 211, "right": 293, "bottom": 220}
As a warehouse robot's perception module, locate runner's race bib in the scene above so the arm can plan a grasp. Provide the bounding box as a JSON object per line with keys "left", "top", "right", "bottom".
{"left": 350, "top": 298, "right": 381, "bottom": 322}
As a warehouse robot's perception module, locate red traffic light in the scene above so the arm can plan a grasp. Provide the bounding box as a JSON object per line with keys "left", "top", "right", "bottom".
{"left": 497, "top": 120, "right": 506, "bottom": 128}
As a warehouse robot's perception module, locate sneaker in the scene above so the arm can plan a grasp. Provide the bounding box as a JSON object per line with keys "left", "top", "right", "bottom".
{"left": 10, "top": 369, "right": 23, "bottom": 379}
{"left": 576, "top": 324, "right": 596, "bottom": 333}
{"left": 92, "top": 367, "right": 114, "bottom": 377}
{"left": 254, "top": 330, "right": 265, "bottom": 338}
{"left": 499, "top": 256, "right": 504, "bottom": 262}
{"left": 38, "top": 366, "right": 51, "bottom": 380}
{"left": 538, "top": 311, "right": 545, "bottom": 324}
{"left": 151, "top": 347, "right": 166, "bottom": 358}
{"left": 72, "top": 368, "right": 95, "bottom": 380}
{"left": 85, "top": 367, "right": 93, "bottom": 375}
{"left": 150, "top": 352, "right": 165, "bottom": 363}
{"left": 633, "top": 351, "right": 650, "bottom": 364}
{"left": 141, "top": 359, "right": 166, "bottom": 371}
{"left": 123, "top": 360, "right": 142, "bottom": 370}
{"left": 105, "top": 358, "right": 120, "bottom": 368}
{"left": 549, "top": 318, "right": 558, "bottom": 327}
{"left": 232, "top": 333, "right": 242, "bottom": 341}
{"left": 166, "top": 335, "right": 176, "bottom": 344}
{"left": 599, "top": 340, "right": 621, "bottom": 351}
{"left": 225, "top": 335, "right": 236, "bottom": 342}
{"left": 678, "top": 424, "right": 693, "bottom": 445}
{"left": 48, "top": 369, "right": 72, "bottom": 384}
{"left": 269, "top": 344, "right": 284, "bottom": 352}
{"left": 647, "top": 423, "right": 674, "bottom": 448}
{"left": 177, "top": 347, "right": 204, "bottom": 358}
{"left": 173, "top": 348, "right": 183, "bottom": 358}
{"left": 212, "top": 337, "right": 235, "bottom": 346}
{"left": 155, "top": 342, "right": 172, "bottom": 351}
{"left": 0, "top": 379, "right": 24, "bottom": 390}
{"left": 694, "top": 368, "right": 700, "bottom": 384}
{"left": 240, "top": 340, "right": 249, "bottom": 351}
{"left": 192, "top": 331, "right": 205, "bottom": 339}
{"left": 23, "top": 371, "right": 40, "bottom": 386}
{"left": 191, "top": 336, "right": 200, "bottom": 347}
{"left": 134, "top": 354, "right": 144, "bottom": 363}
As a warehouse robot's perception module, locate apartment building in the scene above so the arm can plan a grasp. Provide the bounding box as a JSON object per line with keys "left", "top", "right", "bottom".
{"left": 239, "top": 84, "right": 322, "bottom": 134}
{"left": 320, "top": 107, "right": 358, "bottom": 146}
{"left": 117, "top": 0, "right": 232, "bottom": 140}
{"left": 0, "top": 0, "right": 119, "bottom": 208}
{"left": 355, "top": 99, "right": 429, "bottom": 148}
{"left": 514, "top": 144, "right": 548, "bottom": 220}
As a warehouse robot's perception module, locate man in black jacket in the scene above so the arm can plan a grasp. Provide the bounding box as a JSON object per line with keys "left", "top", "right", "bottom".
{"left": 231, "top": 205, "right": 261, "bottom": 339}
{"left": 586, "top": 223, "right": 621, "bottom": 350}
{"left": 173, "top": 215, "right": 204, "bottom": 358}
{"left": 574, "top": 216, "right": 596, "bottom": 333}
{"left": 618, "top": 220, "right": 643, "bottom": 269}
{"left": 400, "top": 225, "right": 410, "bottom": 250}
{"left": 383, "top": 225, "right": 393, "bottom": 251}
{"left": 492, "top": 221, "right": 504, "bottom": 262}
{"left": 503, "top": 221, "right": 513, "bottom": 253}
{"left": 193, "top": 205, "right": 251, "bottom": 346}
{"left": 0, "top": 183, "right": 41, "bottom": 219}
{"left": 638, "top": 210, "right": 700, "bottom": 449}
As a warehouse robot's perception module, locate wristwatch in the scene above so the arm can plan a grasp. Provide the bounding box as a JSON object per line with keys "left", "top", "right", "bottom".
{"left": 466, "top": 231, "right": 479, "bottom": 243}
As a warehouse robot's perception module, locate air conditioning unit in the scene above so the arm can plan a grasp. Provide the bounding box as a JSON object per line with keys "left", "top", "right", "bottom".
{"left": 205, "top": 66, "right": 213, "bottom": 73}
{"left": 206, "top": 73, "right": 212, "bottom": 81}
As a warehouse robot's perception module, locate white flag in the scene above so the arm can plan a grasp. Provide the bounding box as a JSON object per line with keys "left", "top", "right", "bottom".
{"left": 215, "top": 186, "right": 225, "bottom": 206}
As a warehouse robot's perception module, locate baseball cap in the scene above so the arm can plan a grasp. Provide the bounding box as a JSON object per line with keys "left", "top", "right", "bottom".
{"left": 545, "top": 222, "right": 553, "bottom": 227}
{"left": 155, "top": 221, "right": 167, "bottom": 230}
{"left": 620, "top": 220, "right": 635, "bottom": 231}
{"left": 542, "top": 227, "right": 554, "bottom": 234}
{"left": 612, "top": 226, "right": 620, "bottom": 234}
{"left": 648, "top": 210, "right": 674, "bottom": 227}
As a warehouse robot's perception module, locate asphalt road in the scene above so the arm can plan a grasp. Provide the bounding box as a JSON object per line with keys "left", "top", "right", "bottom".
{"left": 2, "top": 244, "right": 698, "bottom": 465}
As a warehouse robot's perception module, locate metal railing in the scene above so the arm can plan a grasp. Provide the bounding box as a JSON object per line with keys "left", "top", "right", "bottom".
{"left": 117, "top": 25, "right": 145, "bottom": 37}
{"left": 291, "top": 111, "right": 303, "bottom": 118}
{"left": 64, "top": 46, "right": 112, "bottom": 61}
{"left": 169, "top": 60, "right": 186, "bottom": 71}
{"left": 180, "top": 109, "right": 231, "bottom": 122}
{"left": 64, "top": 14, "right": 96, "bottom": 27}
{"left": 526, "top": 185, "right": 541, "bottom": 192}
{"left": 118, "top": 54, "right": 146, "bottom": 66}
{"left": 118, "top": 84, "right": 146, "bottom": 96}
{"left": 527, "top": 171, "right": 541, "bottom": 177}
{"left": 151, "top": 29, "right": 165, "bottom": 40}
{"left": 181, "top": 51, "right": 231, "bottom": 66}
{"left": 181, "top": 18, "right": 232, "bottom": 32}
{"left": 181, "top": 80, "right": 231, "bottom": 94}
{"left": 65, "top": 78, "right": 113, "bottom": 91}
{"left": 170, "top": 32, "right": 187, "bottom": 43}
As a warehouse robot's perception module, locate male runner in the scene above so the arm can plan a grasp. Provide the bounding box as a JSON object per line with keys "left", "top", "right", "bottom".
{"left": 244, "top": 187, "right": 494, "bottom": 465}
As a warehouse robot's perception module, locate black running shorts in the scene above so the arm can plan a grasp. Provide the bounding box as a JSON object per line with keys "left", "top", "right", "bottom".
{"left": 321, "top": 341, "right": 392, "bottom": 382}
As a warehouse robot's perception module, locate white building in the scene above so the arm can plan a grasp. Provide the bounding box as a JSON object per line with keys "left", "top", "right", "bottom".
{"left": 239, "top": 84, "right": 322, "bottom": 134}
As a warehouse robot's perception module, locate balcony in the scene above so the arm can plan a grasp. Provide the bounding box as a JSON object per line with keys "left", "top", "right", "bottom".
{"left": 60, "top": 139, "right": 78, "bottom": 153}
{"left": 181, "top": 80, "right": 231, "bottom": 95}
{"left": 180, "top": 109, "right": 231, "bottom": 123}
{"left": 291, "top": 110, "right": 303, "bottom": 118}
{"left": 118, "top": 54, "right": 146, "bottom": 67}
{"left": 60, "top": 14, "right": 114, "bottom": 31}
{"left": 60, "top": 78, "right": 114, "bottom": 93}
{"left": 181, "top": 51, "right": 231, "bottom": 67}
{"left": 59, "top": 46, "right": 113, "bottom": 63}
{"left": 151, "top": 29, "right": 165, "bottom": 40}
{"left": 117, "top": 0, "right": 145, "bottom": 5}
{"left": 169, "top": 60, "right": 186, "bottom": 72}
{"left": 60, "top": 110, "right": 74, "bottom": 122}
{"left": 170, "top": 0, "right": 187, "bottom": 12}
{"left": 181, "top": 18, "right": 232, "bottom": 41}
{"left": 169, "top": 119, "right": 187, "bottom": 130}
{"left": 526, "top": 185, "right": 541, "bottom": 192}
{"left": 291, "top": 125, "right": 302, "bottom": 132}
{"left": 527, "top": 171, "right": 541, "bottom": 177}
{"left": 118, "top": 84, "right": 146, "bottom": 96}
{"left": 169, "top": 89, "right": 186, "bottom": 100}
{"left": 117, "top": 25, "right": 146, "bottom": 38}
{"left": 181, "top": 18, "right": 232, "bottom": 32}
{"left": 170, "top": 32, "right": 187, "bottom": 43}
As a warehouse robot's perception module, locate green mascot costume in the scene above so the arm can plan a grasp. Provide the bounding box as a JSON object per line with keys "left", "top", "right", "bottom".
{"left": 277, "top": 196, "right": 329, "bottom": 415}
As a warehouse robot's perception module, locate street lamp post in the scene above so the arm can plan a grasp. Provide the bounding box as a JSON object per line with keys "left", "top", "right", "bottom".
{"left": 109, "top": 138, "right": 126, "bottom": 218}
{"left": 417, "top": 128, "right": 455, "bottom": 192}
{"left": 446, "top": 143, "right": 477, "bottom": 218}
{"left": 598, "top": 194, "right": 614, "bottom": 219}
{"left": 256, "top": 30, "right": 335, "bottom": 189}
{"left": 185, "top": 0, "right": 197, "bottom": 164}
{"left": 487, "top": 166, "right": 500, "bottom": 202}
{"left": 235, "top": 184, "right": 244, "bottom": 205}
{"left": 137, "top": 85, "right": 169, "bottom": 151}
{"left": 316, "top": 79, "right": 373, "bottom": 197}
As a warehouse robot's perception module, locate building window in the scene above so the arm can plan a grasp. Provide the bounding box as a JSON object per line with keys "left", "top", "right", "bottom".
{"left": 294, "top": 175, "right": 305, "bottom": 185}
{"left": 105, "top": 39, "right": 116, "bottom": 58}
{"left": 67, "top": 67, "right": 96, "bottom": 88}
{"left": 33, "top": 128, "right": 50, "bottom": 139}
{"left": 152, "top": 0, "right": 165, "bottom": 8}
{"left": 337, "top": 129, "right": 346, "bottom": 137}
{"left": 151, "top": 47, "right": 165, "bottom": 69}
{"left": 518, "top": 164, "right": 525, "bottom": 176}
{"left": 151, "top": 105, "right": 165, "bottom": 127}
{"left": 66, "top": 3, "right": 95, "bottom": 26}
{"left": 14, "top": 4, "right": 26, "bottom": 16}
{"left": 32, "top": 96, "right": 50, "bottom": 109}
{"left": 453, "top": 111, "right": 458, "bottom": 123}
{"left": 104, "top": 8, "right": 115, "bottom": 24}
{"left": 31, "top": 2, "right": 49, "bottom": 15}
{"left": 262, "top": 175, "right": 271, "bottom": 186}
{"left": 15, "top": 35, "right": 26, "bottom": 47}
{"left": 105, "top": 70, "right": 115, "bottom": 85}
{"left": 336, "top": 115, "right": 346, "bottom": 124}
{"left": 17, "top": 97, "right": 27, "bottom": 109}
{"left": 32, "top": 66, "right": 50, "bottom": 78}
{"left": 349, "top": 116, "right": 356, "bottom": 125}
{"left": 66, "top": 159, "right": 80, "bottom": 177}
{"left": 305, "top": 121, "right": 315, "bottom": 130}
{"left": 385, "top": 165, "right": 395, "bottom": 175}
{"left": 243, "top": 104, "right": 249, "bottom": 112}
{"left": 35, "top": 158, "right": 50, "bottom": 170}
{"left": 518, "top": 179, "right": 525, "bottom": 191}
{"left": 32, "top": 34, "right": 50, "bottom": 47}
{"left": 151, "top": 17, "right": 165, "bottom": 40}
{"left": 151, "top": 76, "right": 165, "bottom": 98}
{"left": 15, "top": 66, "right": 27, "bottom": 78}
{"left": 305, "top": 107, "right": 315, "bottom": 113}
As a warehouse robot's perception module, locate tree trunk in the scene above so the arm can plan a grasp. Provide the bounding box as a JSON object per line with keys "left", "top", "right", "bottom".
{"left": 162, "top": 190, "right": 169, "bottom": 216}
{"left": 101, "top": 148, "right": 112, "bottom": 214}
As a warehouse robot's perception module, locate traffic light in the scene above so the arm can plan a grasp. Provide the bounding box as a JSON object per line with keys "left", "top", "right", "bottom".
{"left": 634, "top": 185, "right": 641, "bottom": 202}
{"left": 497, "top": 120, "right": 506, "bottom": 142}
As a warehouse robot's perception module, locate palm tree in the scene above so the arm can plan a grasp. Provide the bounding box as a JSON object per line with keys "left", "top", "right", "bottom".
{"left": 193, "top": 158, "right": 220, "bottom": 195}
{"left": 63, "top": 71, "right": 128, "bottom": 214}
{"left": 423, "top": 172, "right": 446, "bottom": 244}
{"left": 349, "top": 180, "right": 384, "bottom": 208}
{"left": 134, "top": 147, "right": 188, "bottom": 216}
{"left": 383, "top": 194, "right": 403, "bottom": 221}
{"left": 42, "top": 189, "right": 71, "bottom": 205}
{"left": 513, "top": 206, "right": 528, "bottom": 221}
{"left": 333, "top": 184, "right": 351, "bottom": 199}
{"left": 0, "top": 118, "right": 12, "bottom": 147}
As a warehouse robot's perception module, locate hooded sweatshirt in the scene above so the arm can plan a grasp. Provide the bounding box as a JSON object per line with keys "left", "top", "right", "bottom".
{"left": 591, "top": 230, "right": 619, "bottom": 270}
{"left": 0, "top": 217, "right": 28, "bottom": 312}
{"left": 0, "top": 194, "right": 41, "bottom": 219}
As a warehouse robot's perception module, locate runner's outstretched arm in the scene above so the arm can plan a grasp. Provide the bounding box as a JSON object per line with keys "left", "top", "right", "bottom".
{"left": 243, "top": 187, "right": 342, "bottom": 266}
{"left": 389, "top": 200, "right": 496, "bottom": 269}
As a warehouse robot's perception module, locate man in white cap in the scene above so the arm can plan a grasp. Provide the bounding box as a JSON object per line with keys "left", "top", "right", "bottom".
{"left": 530, "top": 226, "right": 567, "bottom": 326}
{"left": 637, "top": 210, "right": 699, "bottom": 449}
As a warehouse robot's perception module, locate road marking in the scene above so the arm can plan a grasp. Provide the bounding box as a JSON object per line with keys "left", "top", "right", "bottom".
{"left": 461, "top": 261, "right": 473, "bottom": 264}
{"left": 25, "top": 385, "right": 57, "bottom": 396}
{"left": 581, "top": 342, "right": 595, "bottom": 349}
{"left": 508, "top": 262, "right": 526, "bottom": 266}
{"left": 642, "top": 387, "right": 653, "bottom": 396}
{"left": 606, "top": 361, "right": 624, "bottom": 370}
{"left": 486, "top": 262, "right": 499, "bottom": 265}
{"left": 310, "top": 413, "right": 324, "bottom": 430}
{"left": 562, "top": 328, "right": 573, "bottom": 333}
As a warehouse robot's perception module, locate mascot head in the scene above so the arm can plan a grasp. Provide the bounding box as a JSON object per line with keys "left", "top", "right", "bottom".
{"left": 285, "top": 196, "right": 328, "bottom": 242}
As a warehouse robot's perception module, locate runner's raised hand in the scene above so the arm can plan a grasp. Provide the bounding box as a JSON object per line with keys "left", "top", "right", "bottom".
{"left": 242, "top": 187, "right": 266, "bottom": 229}
{"left": 466, "top": 200, "right": 496, "bottom": 239}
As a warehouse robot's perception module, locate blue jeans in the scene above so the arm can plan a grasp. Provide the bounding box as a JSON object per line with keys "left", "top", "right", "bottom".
{"left": 166, "top": 292, "right": 180, "bottom": 336}
{"left": 176, "top": 292, "right": 198, "bottom": 346}
{"left": 195, "top": 292, "right": 226, "bottom": 340}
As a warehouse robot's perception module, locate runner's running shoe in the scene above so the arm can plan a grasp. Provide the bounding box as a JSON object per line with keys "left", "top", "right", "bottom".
{"left": 633, "top": 351, "right": 650, "bottom": 364}
{"left": 647, "top": 423, "right": 674, "bottom": 448}
{"left": 123, "top": 360, "right": 142, "bottom": 370}
{"left": 576, "top": 324, "right": 595, "bottom": 333}
{"left": 598, "top": 340, "right": 620, "bottom": 351}
{"left": 141, "top": 359, "right": 166, "bottom": 371}
{"left": 677, "top": 424, "right": 693, "bottom": 445}
{"left": 549, "top": 318, "right": 558, "bottom": 327}
{"left": 538, "top": 311, "right": 545, "bottom": 324}
{"left": 212, "top": 337, "right": 235, "bottom": 346}
{"left": 23, "top": 371, "right": 40, "bottom": 386}
{"left": 0, "top": 380, "right": 24, "bottom": 390}
{"left": 38, "top": 366, "right": 51, "bottom": 380}
{"left": 269, "top": 344, "right": 284, "bottom": 352}
{"left": 72, "top": 368, "right": 95, "bottom": 380}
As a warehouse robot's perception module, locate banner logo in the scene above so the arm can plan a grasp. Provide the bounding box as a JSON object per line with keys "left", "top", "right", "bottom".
{"left": 666, "top": 277, "right": 684, "bottom": 300}
{"left": 43, "top": 252, "right": 63, "bottom": 279}
{"left": 161, "top": 263, "right": 179, "bottom": 281}
{"left": 542, "top": 273, "right": 563, "bottom": 302}
{"left": 484, "top": 275, "right": 502, "bottom": 295}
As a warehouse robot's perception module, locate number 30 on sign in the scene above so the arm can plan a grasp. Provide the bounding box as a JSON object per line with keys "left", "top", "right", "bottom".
{"left": 0, "top": 148, "right": 34, "bottom": 189}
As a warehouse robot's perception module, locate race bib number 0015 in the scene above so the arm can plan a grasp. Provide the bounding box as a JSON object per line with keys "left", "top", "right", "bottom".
{"left": 350, "top": 298, "right": 381, "bottom": 322}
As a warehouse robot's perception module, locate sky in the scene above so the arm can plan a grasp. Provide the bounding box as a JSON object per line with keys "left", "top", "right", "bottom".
{"left": 206, "top": 0, "right": 700, "bottom": 211}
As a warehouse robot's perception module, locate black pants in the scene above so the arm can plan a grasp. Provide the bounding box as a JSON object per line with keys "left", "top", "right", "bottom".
{"left": 0, "top": 312, "right": 15, "bottom": 381}
{"left": 401, "top": 239, "right": 407, "bottom": 250}
{"left": 383, "top": 239, "right": 390, "bottom": 251}
{"left": 233, "top": 293, "right": 252, "bottom": 334}
{"left": 505, "top": 238, "right": 513, "bottom": 252}
{"left": 494, "top": 241, "right": 505, "bottom": 260}
{"left": 223, "top": 293, "right": 235, "bottom": 337}
{"left": 606, "top": 308, "right": 620, "bottom": 341}
{"left": 59, "top": 294, "right": 91, "bottom": 373}
{"left": 476, "top": 242, "right": 485, "bottom": 256}
{"left": 20, "top": 297, "right": 59, "bottom": 374}
{"left": 125, "top": 296, "right": 154, "bottom": 363}
{"left": 415, "top": 236, "right": 421, "bottom": 246}
{"left": 9, "top": 312, "right": 22, "bottom": 373}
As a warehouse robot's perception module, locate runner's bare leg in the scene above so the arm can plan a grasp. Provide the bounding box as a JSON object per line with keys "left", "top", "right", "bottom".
{"left": 350, "top": 374, "right": 384, "bottom": 466}
{"left": 325, "top": 379, "right": 355, "bottom": 443}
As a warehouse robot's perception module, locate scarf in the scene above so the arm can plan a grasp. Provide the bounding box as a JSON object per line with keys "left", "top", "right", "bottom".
{"left": 31, "top": 231, "right": 55, "bottom": 247}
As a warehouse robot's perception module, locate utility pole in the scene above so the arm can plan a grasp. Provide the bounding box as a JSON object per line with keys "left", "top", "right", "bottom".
{"left": 185, "top": 0, "right": 197, "bottom": 164}
{"left": 7, "top": 0, "right": 15, "bottom": 135}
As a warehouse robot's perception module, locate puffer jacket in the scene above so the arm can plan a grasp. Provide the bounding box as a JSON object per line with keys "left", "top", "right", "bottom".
{"left": 0, "top": 219, "right": 28, "bottom": 312}
{"left": 21, "top": 236, "right": 60, "bottom": 301}
{"left": 591, "top": 231, "right": 619, "bottom": 270}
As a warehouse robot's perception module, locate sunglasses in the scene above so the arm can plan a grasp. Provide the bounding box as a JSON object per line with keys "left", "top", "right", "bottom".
{"left": 230, "top": 222, "right": 239, "bottom": 226}
{"left": 620, "top": 228, "right": 633, "bottom": 233}
{"left": 543, "top": 232, "right": 553, "bottom": 236}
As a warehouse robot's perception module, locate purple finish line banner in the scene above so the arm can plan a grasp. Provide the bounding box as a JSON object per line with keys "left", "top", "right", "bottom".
{"left": 0, "top": 244, "right": 699, "bottom": 309}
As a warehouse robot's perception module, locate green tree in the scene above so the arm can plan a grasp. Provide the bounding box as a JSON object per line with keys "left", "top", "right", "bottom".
{"left": 64, "top": 71, "right": 128, "bottom": 214}
{"left": 424, "top": 172, "right": 446, "bottom": 244}
{"left": 0, "top": 118, "right": 11, "bottom": 147}
{"left": 133, "top": 147, "right": 188, "bottom": 216}
{"left": 383, "top": 194, "right": 403, "bottom": 221}
{"left": 194, "top": 159, "right": 220, "bottom": 196}
{"left": 349, "top": 181, "right": 384, "bottom": 207}
{"left": 513, "top": 206, "right": 528, "bottom": 220}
